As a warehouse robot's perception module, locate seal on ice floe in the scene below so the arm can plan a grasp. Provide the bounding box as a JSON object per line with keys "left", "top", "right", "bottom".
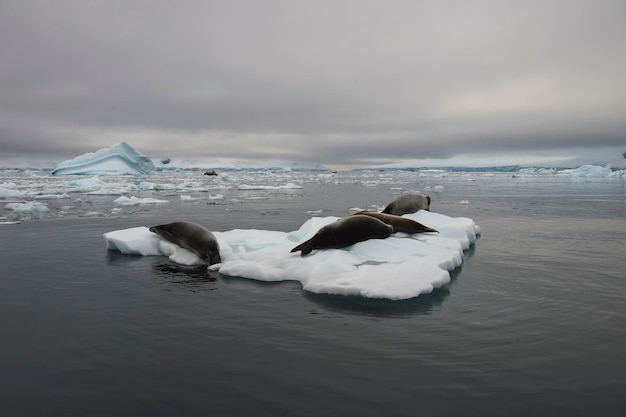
{"left": 290, "top": 215, "right": 393, "bottom": 256}
{"left": 382, "top": 193, "right": 431, "bottom": 215}
{"left": 351, "top": 210, "right": 438, "bottom": 234}
{"left": 149, "top": 221, "right": 221, "bottom": 265}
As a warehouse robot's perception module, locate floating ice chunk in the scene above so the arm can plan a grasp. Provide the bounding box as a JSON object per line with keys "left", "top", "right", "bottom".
{"left": 51, "top": 142, "right": 155, "bottom": 175}
{"left": 65, "top": 176, "right": 106, "bottom": 193}
{"left": 238, "top": 183, "right": 303, "bottom": 190}
{"left": 180, "top": 195, "right": 200, "bottom": 202}
{"left": 0, "top": 187, "right": 23, "bottom": 199}
{"left": 67, "top": 177, "right": 105, "bottom": 187}
{"left": 139, "top": 182, "right": 156, "bottom": 190}
{"left": 104, "top": 212, "right": 480, "bottom": 300}
{"left": 34, "top": 193, "right": 70, "bottom": 200}
{"left": 113, "top": 196, "right": 170, "bottom": 206}
{"left": 5, "top": 201, "right": 50, "bottom": 217}
{"left": 104, "top": 226, "right": 163, "bottom": 255}
{"left": 104, "top": 226, "right": 205, "bottom": 265}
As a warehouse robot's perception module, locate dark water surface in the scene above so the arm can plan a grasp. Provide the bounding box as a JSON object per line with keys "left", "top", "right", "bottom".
{"left": 1, "top": 173, "right": 625, "bottom": 416}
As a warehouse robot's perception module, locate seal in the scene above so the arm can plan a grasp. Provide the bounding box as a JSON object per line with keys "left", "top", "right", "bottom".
{"left": 382, "top": 193, "right": 431, "bottom": 215}
{"left": 290, "top": 214, "right": 393, "bottom": 256}
{"left": 351, "top": 210, "right": 438, "bottom": 234}
{"left": 149, "top": 221, "right": 221, "bottom": 265}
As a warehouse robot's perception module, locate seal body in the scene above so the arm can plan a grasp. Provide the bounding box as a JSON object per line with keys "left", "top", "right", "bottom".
{"left": 352, "top": 210, "right": 438, "bottom": 234}
{"left": 149, "top": 221, "right": 221, "bottom": 265}
{"left": 290, "top": 215, "right": 393, "bottom": 256}
{"left": 382, "top": 193, "right": 431, "bottom": 215}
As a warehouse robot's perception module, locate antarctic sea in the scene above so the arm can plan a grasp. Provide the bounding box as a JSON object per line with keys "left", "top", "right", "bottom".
{"left": 1, "top": 169, "right": 625, "bottom": 417}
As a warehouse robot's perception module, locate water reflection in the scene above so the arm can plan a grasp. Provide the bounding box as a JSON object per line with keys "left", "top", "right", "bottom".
{"left": 151, "top": 262, "right": 218, "bottom": 292}
{"left": 304, "top": 287, "right": 450, "bottom": 316}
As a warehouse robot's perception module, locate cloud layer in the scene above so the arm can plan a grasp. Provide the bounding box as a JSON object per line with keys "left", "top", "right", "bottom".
{"left": 1, "top": 0, "right": 625, "bottom": 165}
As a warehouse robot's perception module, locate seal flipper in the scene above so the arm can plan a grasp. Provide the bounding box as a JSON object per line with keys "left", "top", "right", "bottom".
{"left": 290, "top": 239, "right": 315, "bottom": 256}
{"left": 413, "top": 223, "right": 438, "bottom": 233}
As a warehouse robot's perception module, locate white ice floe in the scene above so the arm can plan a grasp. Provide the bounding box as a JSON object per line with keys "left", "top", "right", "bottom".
{"left": 113, "top": 196, "right": 170, "bottom": 206}
{"left": 104, "top": 211, "right": 480, "bottom": 300}
{"left": 180, "top": 195, "right": 200, "bottom": 202}
{"left": 33, "top": 193, "right": 71, "bottom": 200}
{"left": 0, "top": 187, "right": 23, "bottom": 199}
{"left": 51, "top": 142, "right": 155, "bottom": 175}
{"left": 4, "top": 201, "right": 50, "bottom": 217}
{"left": 238, "top": 183, "right": 303, "bottom": 190}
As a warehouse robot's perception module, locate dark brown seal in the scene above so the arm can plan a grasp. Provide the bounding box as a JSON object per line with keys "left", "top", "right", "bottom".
{"left": 351, "top": 210, "right": 438, "bottom": 234}
{"left": 290, "top": 215, "right": 393, "bottom": 256}
{"left": 382, "top": 193, "right": 431, "bottom": 215}
{"left": 149, "top": 221, "right": 221, "bottom": 265}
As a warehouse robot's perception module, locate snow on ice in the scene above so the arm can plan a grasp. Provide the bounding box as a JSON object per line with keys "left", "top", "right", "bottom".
{"left": 104, "top": 211, "right": 481, "bottom": 300}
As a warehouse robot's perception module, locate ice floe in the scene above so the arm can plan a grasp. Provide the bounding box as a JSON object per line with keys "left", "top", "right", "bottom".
{"left": 104, "top": 211, "right": 480, "bottom": 300}
{"left": 4, "top": 201, "right": 50, "bottom": 217}
{"left": 238, "top": 183, "right": 304, "bottom": 190}
{"left": 113, "top": 196, "right": 170, "bottom": 206}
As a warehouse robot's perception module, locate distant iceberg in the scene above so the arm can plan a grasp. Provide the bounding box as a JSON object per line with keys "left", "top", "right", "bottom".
{"left": 564, "top": 165, "right": 621, "bottom": 178}
{"left": 51, "top": 142, "right": 155, "bottom": 175}
{"left": 518, "top": 167, "right": 557, "bottom": 175}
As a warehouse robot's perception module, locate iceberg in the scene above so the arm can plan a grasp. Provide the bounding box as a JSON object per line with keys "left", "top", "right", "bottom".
{"left": 566, "top": 165, "right": 621, "bottom": 178}
{"left": 104, "top": 211, "right": 480, "bottom": 300}
{"left": 51, "top": 142, "right": 155, "bottom": 175}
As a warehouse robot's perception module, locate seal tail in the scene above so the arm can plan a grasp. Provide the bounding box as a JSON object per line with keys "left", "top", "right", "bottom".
{"left": 290, "top": 239, "right": 315, "bottom": 256}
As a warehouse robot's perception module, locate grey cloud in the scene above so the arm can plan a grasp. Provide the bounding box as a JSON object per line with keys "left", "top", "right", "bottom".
{"left": 1, "top": 0, "right": 625, "bottom": 164}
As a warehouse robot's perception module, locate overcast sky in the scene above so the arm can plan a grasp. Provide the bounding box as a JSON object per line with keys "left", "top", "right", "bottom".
{"left": 1, "top": 0, "right": 625, "bottom": 166}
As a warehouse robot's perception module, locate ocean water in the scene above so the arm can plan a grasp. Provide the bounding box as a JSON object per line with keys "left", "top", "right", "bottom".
{"left": 1, "top": 170, "right": 625, "bottom": 416}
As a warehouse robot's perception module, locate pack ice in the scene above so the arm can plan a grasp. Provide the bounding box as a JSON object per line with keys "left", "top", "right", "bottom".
{"left": 104, "top": 211, "right": 480, "bottom": 300}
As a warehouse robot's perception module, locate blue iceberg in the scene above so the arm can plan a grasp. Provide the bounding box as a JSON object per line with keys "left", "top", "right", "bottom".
{"left": 51, "top": 142, "right": 155, "bottom": 175}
